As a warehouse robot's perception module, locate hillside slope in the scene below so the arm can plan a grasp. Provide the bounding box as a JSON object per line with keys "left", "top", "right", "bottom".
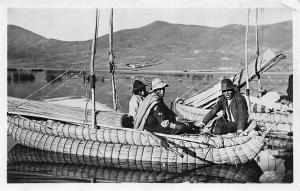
{"left": 7, "top": 20, "right": 292, "bottom": 71}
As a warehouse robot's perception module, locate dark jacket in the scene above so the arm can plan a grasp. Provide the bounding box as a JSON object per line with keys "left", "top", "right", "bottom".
{"left": 202, "top": 91, "right": 249, "bottom": 131}
{"left": 287, "top": 74, "right": 293, "bottom": 102}
{"left": 145, "top": 101, "right": 182, "bottom": 134}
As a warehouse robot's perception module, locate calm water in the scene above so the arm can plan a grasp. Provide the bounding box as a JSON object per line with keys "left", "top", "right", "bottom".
{"left": 7, "top": 69, "right": 293, "bottom": 183}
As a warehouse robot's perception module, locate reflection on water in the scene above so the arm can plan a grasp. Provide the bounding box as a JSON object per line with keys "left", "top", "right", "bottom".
{"left": 45, "top": 70, "right": 63, "bottom": 83}
{"left": 7, "top": 70, "right": 35, "bottom": 83}
{"left": 8, "top": 144, "right": 263, "bottom": 183}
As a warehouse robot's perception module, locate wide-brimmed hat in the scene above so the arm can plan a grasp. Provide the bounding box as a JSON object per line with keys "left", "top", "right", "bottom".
{"left": 151, "top": 78, "right": 169, "bottom": 91}
{"left": 132, "top": 80, "right": 147, "bottom": 93}
{"left": 221, "top": 79, "right": 235, "bottom": 91}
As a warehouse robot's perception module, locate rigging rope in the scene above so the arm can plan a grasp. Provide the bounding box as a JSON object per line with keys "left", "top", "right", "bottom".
{"left": 181, "top": 78, "right": 219, "bottom": 101}
{"left": 12, "top": 53, "right": 89, "bottom": 110}
{"left": 38, "top": 71, "right": 85, "bottom": 101}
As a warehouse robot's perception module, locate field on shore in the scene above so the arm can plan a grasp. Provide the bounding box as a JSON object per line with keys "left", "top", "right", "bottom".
{"left": 7, "top": 67, "right": 292, "bottom": 76}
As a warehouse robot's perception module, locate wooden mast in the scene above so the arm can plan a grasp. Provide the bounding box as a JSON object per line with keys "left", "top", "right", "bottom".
{"left": 90, "top": 8, "right": 99, "bottom": 129}
{"left": 109, "top": 8, "right": 117, "bottom": 111}
{"left": 256, "top": 8, "right": 262, "bottom": 97}
{"left": 245, "top": 8, "right": 251, "bottom": 107}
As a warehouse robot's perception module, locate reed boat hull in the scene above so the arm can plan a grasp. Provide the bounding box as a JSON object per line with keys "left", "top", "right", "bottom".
{"left": 8, "top": 122, "right": 264, "bottom": 165}
{"left": 174, "top": 102, "right": 293, "bottom": 132}
{"left": 8, "top": 113, "right": 259, "bottom": 149}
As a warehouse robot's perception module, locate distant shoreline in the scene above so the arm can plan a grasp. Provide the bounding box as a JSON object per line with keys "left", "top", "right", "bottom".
{"left": 7, "top": 67, "right": 292, "bottom": 75}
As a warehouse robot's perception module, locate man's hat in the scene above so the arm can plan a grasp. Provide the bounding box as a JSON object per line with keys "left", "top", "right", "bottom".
{"left": 221, "top": 79, "right": 235, "bottom": 91}
{"left": 151, "top": 78, "right": 169, "bottom": 91}
{"left": 132, "top": 80, "right": 147, "bottom": 93}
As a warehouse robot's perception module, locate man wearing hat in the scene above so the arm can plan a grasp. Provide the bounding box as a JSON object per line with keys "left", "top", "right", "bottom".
{"left": 128, "top": 80, "right": 148, "bottom": 118}
{"left": 134, "top": 78, "right": 192, "bottom": 134}
{"left": 196, "top": 78, "right": 249, "bottom": 135}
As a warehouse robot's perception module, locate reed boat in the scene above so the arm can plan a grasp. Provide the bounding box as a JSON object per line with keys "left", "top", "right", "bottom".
{"left": 8, "top": 9, "right": 266, "bottom": 165}
{"left": 174, "top": 48, "right": 293, "bottom": 134}
{"left": 8, "top": 96, "right": 262, "bottom": 149}
{"left": 8, "top": 144, "right": 263, "bottom": 183}
{"left": 7, "top": 112, "right": 264, "bottom": 165}
{"left": 8, "top": 93, "right": 267, "bottom": 165}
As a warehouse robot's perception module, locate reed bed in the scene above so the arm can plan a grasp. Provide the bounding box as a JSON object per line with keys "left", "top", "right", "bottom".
{"left": 8, "top": 114, "right": 255, "bottom": 149}
{"left": 175, "top": 102, "right": 293, "bottom": 125}
{"left": 8, "top": 124, "right": 264, "bottom": 165}
{"left": 8, "top": 161, "right": 261, "bottom": 183}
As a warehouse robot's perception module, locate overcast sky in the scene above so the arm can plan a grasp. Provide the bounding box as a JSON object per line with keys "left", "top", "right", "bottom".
{"left": 7, "top": 7, "right": 292, "bottom": 41}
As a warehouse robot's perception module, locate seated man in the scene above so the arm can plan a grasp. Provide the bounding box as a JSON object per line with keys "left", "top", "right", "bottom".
{"left": 134, "top": 78, "right": 195, "bottom": 134}
{"left": 196, "top": 79, "right": 249, "bottom": 135}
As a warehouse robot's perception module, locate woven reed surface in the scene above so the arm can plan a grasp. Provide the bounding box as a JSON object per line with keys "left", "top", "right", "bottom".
{"left": 8, "top": 114, "right": 256, "bottom": 149}
{"left": 266, "top": 137, "right": 293, "bottom": 151}
{"left": 8, "top": 124, "right": 265, "bottom": 165}
{"left": 175, "top": 102, "right": 293, "bottom": 125}
{"left": 257, "top": 122, "right": 293, "bottom": 133}
{"left": 8, "top": 161, "right": 261, "bottom": 183}
{"left": 8, "top": 96, "right": 124, "bottom": 127}
{"left": 184, "top": 49, "right": 285, "bottom": 107}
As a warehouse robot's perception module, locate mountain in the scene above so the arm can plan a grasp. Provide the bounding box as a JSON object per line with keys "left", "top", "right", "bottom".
{"left": 7, "top": 20, "right": 292, "bottom": 71}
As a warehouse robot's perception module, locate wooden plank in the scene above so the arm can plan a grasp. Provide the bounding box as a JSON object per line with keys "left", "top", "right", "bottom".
{"left": 184, "top": 48, "right": 286, "bottom": 108}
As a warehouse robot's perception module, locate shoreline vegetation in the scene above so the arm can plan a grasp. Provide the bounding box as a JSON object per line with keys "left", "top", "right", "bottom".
{"left": 7, "top": 67, "right": 291, "bottom": 75}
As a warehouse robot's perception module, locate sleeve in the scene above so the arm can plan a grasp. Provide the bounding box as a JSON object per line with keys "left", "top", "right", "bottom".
{"left": 202, "top": 97, "right": 223, "bottom": 125}
{"left": 235, "top": 96, "right": 249, "bottom": 131}
{"left": 152, "top": 103, "right": 184, "bottom": 130}
{"left": 128, "top": 96, "right": 139, "bottom": 117}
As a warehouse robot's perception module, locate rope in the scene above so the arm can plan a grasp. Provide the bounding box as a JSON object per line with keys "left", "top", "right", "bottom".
{"left": 39, "top": 71, "right": 85, "bottom": 101}
{"left": 184, "top": 79, "right": 220, "bottom": 101}
{"left": 12, "top": 53, "right": 89, "bottom": 111}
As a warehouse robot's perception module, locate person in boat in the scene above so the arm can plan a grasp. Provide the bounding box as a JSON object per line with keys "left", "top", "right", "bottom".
{"left": 128, "top": 80, "right": 148, "bottom": 118}
{"left": 134, "top": 78, "right": 195, "bottom": 134}
{"left": 196, "top": 79, "right": 249, "bottom": 135}
{"left": 280, "top": 74, "right": 293, "bottom": 106}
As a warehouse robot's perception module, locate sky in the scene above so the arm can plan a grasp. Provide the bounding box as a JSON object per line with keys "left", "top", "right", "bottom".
{"left": 7, "top": 7, "right": 292, "bottom": 41}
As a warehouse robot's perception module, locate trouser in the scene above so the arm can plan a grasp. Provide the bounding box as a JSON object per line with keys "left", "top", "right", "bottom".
{"left": 212, "top": 117, "right": 237, "bottom": 135}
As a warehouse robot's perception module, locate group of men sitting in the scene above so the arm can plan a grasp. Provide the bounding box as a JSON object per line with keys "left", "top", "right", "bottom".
{"left": 127, "top": 77, "right": 249, "bottom": 136}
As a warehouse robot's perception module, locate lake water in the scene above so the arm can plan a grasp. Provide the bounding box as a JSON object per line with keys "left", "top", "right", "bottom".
{"left": 7, "top": 68, "right": 293, "bottom": 183}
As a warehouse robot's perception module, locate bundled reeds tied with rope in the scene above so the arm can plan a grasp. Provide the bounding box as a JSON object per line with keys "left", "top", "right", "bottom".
{"left": 175, "top": 101, "right": 293, "bottom": 125}
{"left": 8, "top": 123, "right": 265, "bottom": 165}
{"left": 8, "top": 97, "right": 123, "bottom": 128}
{"left": 180, "top": 48, "right": 286, "bottom": 108}
{"left": 8, "top": 113, "right": 258, "bottom": 149}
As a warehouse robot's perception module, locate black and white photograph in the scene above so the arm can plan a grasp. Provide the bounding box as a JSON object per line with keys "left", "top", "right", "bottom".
{"left": 1, "top": 0, "right": 299, "bottom": 188}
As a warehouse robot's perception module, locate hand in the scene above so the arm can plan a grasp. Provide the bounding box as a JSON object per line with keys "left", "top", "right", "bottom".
{"left": 194, "top": 121, "right": 205, "bottom": 129}
{"left": 175, "top": 97, "right": 184, "bottom": 104}
{"left": 202, "top": 127, "right": 212, "bottom": 134}
{"left": 236, "top": 130, "right": 243, "bottom": 136}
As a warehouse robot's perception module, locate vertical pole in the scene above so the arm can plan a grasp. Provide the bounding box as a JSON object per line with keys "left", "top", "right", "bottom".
{"left": 109, "top": 8, "right": 117, "bottom": 111}
{"left": 90, "top": 9, "right": 98, "bottom": 129}
{"left": 245, "top": 8, "right": 251, "bottom": 107}
{"left": 256, "top": 8, "right": 262, "bottom": 97}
